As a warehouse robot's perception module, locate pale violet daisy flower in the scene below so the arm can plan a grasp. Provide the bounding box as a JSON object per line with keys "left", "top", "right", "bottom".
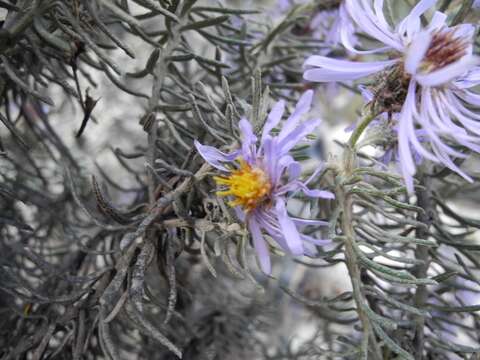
{"left": 303, "top": 0, "right": 480, "bottom": 192}
{"left": 195, "top": 90, "right": 334, "bottom": 274}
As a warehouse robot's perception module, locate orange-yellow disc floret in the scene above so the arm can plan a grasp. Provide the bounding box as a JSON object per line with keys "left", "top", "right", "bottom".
{"left": 214, "top": 158, "right": 271, "bottom": 212}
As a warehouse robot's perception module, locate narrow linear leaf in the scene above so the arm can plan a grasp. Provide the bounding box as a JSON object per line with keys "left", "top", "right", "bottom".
{"left": 372, "top": 322, "right": 414, "bottom": 360}
{"left": 180, "top": 15, "right": 229, "bottom": 32}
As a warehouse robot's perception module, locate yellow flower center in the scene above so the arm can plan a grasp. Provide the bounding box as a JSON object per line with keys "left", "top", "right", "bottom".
{"left": 214, "top": 158, "right": 271, "bottom": 212}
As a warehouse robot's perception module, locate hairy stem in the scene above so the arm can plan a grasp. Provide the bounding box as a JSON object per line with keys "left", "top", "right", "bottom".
{"left": 146, "top": 2, "right": 191, "bottom": 202}
{"left": 413, "top": 174, "right": 433, "bottom": 359}
{"left": 348, "top": 109, "right": 377, "bottom": 148}
{"left": 337, "top": 147, "right": 382, "bottom": 360}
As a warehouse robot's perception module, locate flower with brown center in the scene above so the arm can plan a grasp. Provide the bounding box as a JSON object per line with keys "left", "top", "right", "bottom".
{"left": 304, "top": 0, "right": 480, "bottom": 193}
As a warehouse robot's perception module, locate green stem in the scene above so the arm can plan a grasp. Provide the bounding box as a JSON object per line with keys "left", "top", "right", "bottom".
{"left": 348, "top": 110, "right": 378, "bottom": 148}
{"left": 412, "top": 173, "right": 433, "bottom": 359}
{"left": 337, "top": 186, "right": 383, "bottom": 360}
{"left": 335, "top": 120, "right": 383, "bottom": 358}
{"left": 334, "top": 108, "right": 384, "bottom": 358}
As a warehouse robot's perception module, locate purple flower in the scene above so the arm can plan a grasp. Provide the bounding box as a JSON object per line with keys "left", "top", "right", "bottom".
{"left": 195, "top": 90, "right": 334, "bottom": 274}
{"left": 303, "top": 0, "right": 480, "bottom": 193}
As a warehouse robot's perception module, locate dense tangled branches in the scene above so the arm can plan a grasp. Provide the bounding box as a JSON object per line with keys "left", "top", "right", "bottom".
{"left": 1, "top": 0, "right": 480, "bottom": 359}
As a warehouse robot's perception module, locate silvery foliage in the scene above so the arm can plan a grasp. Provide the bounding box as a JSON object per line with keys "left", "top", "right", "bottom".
{"left": 0, "top": 0, "right": 479, "bottom": 359}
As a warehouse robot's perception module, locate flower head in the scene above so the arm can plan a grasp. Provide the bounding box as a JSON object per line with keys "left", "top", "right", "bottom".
{"left": 303, "top": 0, "right": 480, "bottom": 192}
{"left": 195, "top": 90, "right": 334, "bottom": 274}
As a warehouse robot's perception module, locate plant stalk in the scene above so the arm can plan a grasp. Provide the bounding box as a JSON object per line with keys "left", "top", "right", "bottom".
{"left": 412, "top": 173, "right": 433, "bottom": 359}
{"left": 337, "top": 136, "right": 383, "bottom": 359}
{"left": 348, "top": 109, "right": 378, "bottom": 149}
{"left": 337, "top": 185, "right": 383, "bottom": 360}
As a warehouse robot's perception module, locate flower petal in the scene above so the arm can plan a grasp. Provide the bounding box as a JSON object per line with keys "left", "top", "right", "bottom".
{"left": 345, "top": 0, "right": 402, "bottom": 50}
{"left": 287, "top": 160, "right": 302, "bottom": 182}
{"left": 304, "top": 56, "right": 397, "bottom": 72}
{"left": 373, "top": 0, "right": 390, "bottom": 34}
{"left": 239, "top": 118, "right": 257, "bottom": 164}
{"left": 273, "top": 154, "right": 301, "bottom": 185}
{"left": 427, "top": 11, "right": 447, "bottom": 31}
{"left": 398, "top": 0, "right": 436, "bottom": 43}
{"left": 278, "top": 90, "right": 314, "bottom": 141}
{"left": 255, "top": 210, "right": 290, "bottom": 251}
{"left": 338, "top": 1, "right": 390, "bottom": 54}
{"left": 397, "top": 80, "right": 418, "bottom": 193}
{"left": 455, "top": 69, "right": 480, "bottom": 89}
{"left": 194, "top": 140, "right": 238, "bottom": 171}
{"left": 453, "top": 23, "right": 476, "bottom": 39}
{"left": 262, "top": 99, "right": 285, "bottom": 142}
{"left": 456, "top": 88, "right": 480, "bottom": 105}
{"left": 416, "top": 56, "right": 480, "bottom": 87}
{"left": 405, "top": 31, "right": 431, "bottom": 75}
{"left": 277, "top": 117, "right": 321, "bottom": 154}
{"left": 234, "top": 206, "right": 246, "bottom": 222}
{"left": 261, "top": 135, "right": 279, "bottom": 183}
{"left": 282, "top": 180, "right": 336, "bottom": 199}
{"left": 275, "top": 200, "right": 304, "bottom": 256}
{"left": 304, "top": 57, "right": 397, "bottom": 83}
{"left": 304, "top": 69, "right": 377, "bottom": 82}
{"left": 307, "top": 189, "right": 336, "bottom": 199}
{"left": 248, "top": 217, "right": 271, "bottom": 275}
